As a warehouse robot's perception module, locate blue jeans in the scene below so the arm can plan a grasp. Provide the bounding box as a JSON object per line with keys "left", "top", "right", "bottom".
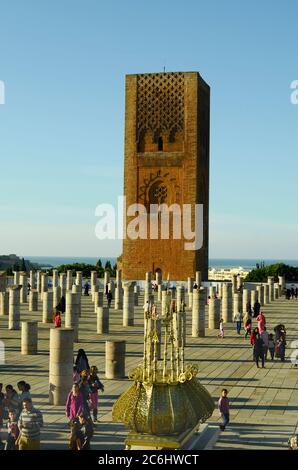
{"left": 236, "top": 321, "right": 241, "bottom": 334}
{"left": 222, "top": 413, "right": 230, "bottom": 427}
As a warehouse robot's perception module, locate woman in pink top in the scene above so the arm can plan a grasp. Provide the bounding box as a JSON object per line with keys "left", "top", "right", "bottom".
{"left": 256, "top": 312, "right": 266, "bottom": 335}
{"left": 65, "top": 383, "right": 84, "bottom": 422}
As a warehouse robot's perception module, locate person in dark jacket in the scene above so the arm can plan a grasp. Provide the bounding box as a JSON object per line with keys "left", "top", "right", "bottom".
{"left": 254, "top": 334, "right": 265, "bottom": 368}
{"left": 76, "top": 413, "right": 94, "bottom": 450}
{"left": 107, "top": 290, "right": 113, "bottom": 308}
{"left": 75, "top": 349, "right": 90, "bottom": 373}
{"left": 253, "top": 300, "right": 261, "bottom": 318}
{"left": 55, "top": 295, "right": 65, "bottom": 314}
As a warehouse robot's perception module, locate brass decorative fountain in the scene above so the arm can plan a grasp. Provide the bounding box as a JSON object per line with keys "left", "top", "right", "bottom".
{"left": 112, "top": 289, "right": 215, "bottom": 449}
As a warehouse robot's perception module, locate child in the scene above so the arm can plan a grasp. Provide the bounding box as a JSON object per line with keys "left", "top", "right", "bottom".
{"left": 268, "top": 333, "right": 275, "bottom": 360}
{"left": 5, "top": 410, "right": 19, "bottom": 450}
{"left": 244, "top": 317, "right": 252, "bottom": 339}
{"left": 88, "top": 366, "right": 104, "bottom": 423}
{"left": 53, "top": 310, "right": 61, "bottom": 328}
{"left": 218, "top": 319, "right": 224, "bottom": 338}
{"left": 76, "top": 413, "right": 94, "bottom": 450}
{"left": 218, "top": 389, "right": 230, "bottom": 431}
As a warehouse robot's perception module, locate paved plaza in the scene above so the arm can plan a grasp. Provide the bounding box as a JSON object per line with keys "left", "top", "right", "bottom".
{"left": 0, "top": 293, "right": 298, "bottom": 450}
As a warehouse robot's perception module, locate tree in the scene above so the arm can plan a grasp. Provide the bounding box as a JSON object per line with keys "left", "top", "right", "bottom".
{"left": 245, "top": 263, "right": 298, "bottom": 282}
{"left": 96, "top": 259, "right": 103, "bottom": 270}
{"left": 21, "top": 258, "right": 27, "bottom": 272}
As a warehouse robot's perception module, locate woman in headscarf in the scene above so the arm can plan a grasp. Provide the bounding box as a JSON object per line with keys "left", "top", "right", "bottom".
{"left": 75, "top": 349, "right": 90, "bottom": 374}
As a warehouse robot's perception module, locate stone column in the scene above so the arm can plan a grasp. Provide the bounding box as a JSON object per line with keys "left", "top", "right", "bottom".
{"left": 155, "top": 271, "right": 162, "bottom": 286}
{"left": 162, "top": 290, "right": 168, "bottom": 316}
{"left": 115, "top": 286, "right": 123, "bottom": 309}
{"left": 0, "top": 291, "right": 9, "bottom": 316}
{"left": 91, "top": 284, "right": 99, "bottom": 302}
{"left": 274, "top": 285, "right": 279, "bottom": 299}
{"left": 232, "top": 274, "right": 237, "bottom": 293}
{"left": 192, "top": 287, "right": 206, "bottom": 337}
{"left": 97, "top": 307, "right": 109, "bottom": 334}
{"left": 242, "top": 289, "right": 250, "bottom": 314}
{"left": 65, "top": 292, "right": 80, "bottom": 342}
{"left": 217, "top": 282, "right": 223, "bottom": 298}
{"left": 59, "top": 273, "right": 66, "bottom": 297}
{"left": 94, "top": 291, "right": 104, "bottom": 313}
{"left": 209, "top": 285, "right": 216, "bottom": 298}
{"left": 233, "top": 292, "right": 241, "bottom": 318}
{"left": 176, "top": 285, "right": 185, "bottom": 310}
{"left": 195, "top": 271, "right": 201, "bottom": 287}
{"left": 187, "top": 277, "right": 193, "bottom": 308}
{"left": 75, "top": 271, "right": 82, "bottom": 288}
{"left": 21, "top": 321, "right": 38, "bottom": 355}
{"left": 66, "top": 270, "right": 73, "bottom": 291}
{"left": 123, "top": 282, "right": 134, "bottom": 327}
{"left": 20, "top": 272, "right": 28, "bottom": 304}
{"left": 53, "top": 286, "right": 62, "bottom": 309}
{"left": 105, "top": 340, "right": 126, "bottom": 379}
{"left": 52, "top": 270, "right": 59, "bottom": 288}
{"left": 29, "top": 270, "right": 35, "bottom": 290}
{"left": 251, "top": 289, "right": 258, "bottom": 307}
{"left": 144, "top": 280, "right": 152, "bottom": 304}
{"left": 13, "top": 271, "right": 20, "bottom": 286}
{"left": 29, "top": 290, "right": 38, "bottom": 311}
{"left": 157, "top": 284, "right": 163, "bottom": 302}
{"left": 42, "top": 291, "right": 53, "bottom": 323}
{"left": 36, "top": 271, "right": 42, "bottom": 294}
{"left": 267, "top": 276, "right": 274, "bottom": 302}
{"left": 134, "top": 284, "right": 139, "bottom": 306}
{"left": 108, "top": 280, "right": 115, "bottom": 298}
{"left": 0, "top": 271, "right": 7, "bottom": 292}
{"left": 257, "top": 285, "right": 264, "bottom": 306}
{"left": 8, "top": 286, "right": 21, "bottom": 330}
{"left": 264, "top": 284, "right": 270, "bottom": 305}
{"left": 237, "top": 276, "right": 244, "bottom": 291}
{"left": 209, "top": 297, "right": 220, "bottom": 329}
{"left": 278, "top": 276, "right": 285, "bottom": 290}
{"left": 104, "top": 271, "right": 110, "bottom": 294}
{"left": 222, "top": 283, "right": 232, "bottom": 322}
{"left": 49, "top": 328, "right": 74, "bottom": 405}
{"left": 41, "top": 273, "right": 48, "bottom": 300}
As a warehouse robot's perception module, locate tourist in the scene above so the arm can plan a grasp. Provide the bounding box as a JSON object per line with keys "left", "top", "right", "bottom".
{"left": 17, "top": 398, "right": 43, "bottom": 450}
{"left": 73, "top": 365, "right": 80, "bottom": 383}
{"left": 218, "top": 389, "right": 230, "bottom": 431}
{"left": 254, "top": 334, "right": 265, "bottom": 368}
{"left": 65, "top": 383, "right": 84, "bottom": 423}
{"left": 268, "top": 333, "right": 275, "bottom": 360}
{"left": 79, "top": 370, "right": 92, "bottom": 416}
{"left": 233, "top": 310, "right": 242, "bottom": 334}
{"left": 218, "top": 318, "right": 224, "bottom": 338}
{"left": 83, "top": 282, "right": 90, "bottom": 296}
{"left": 76, "top": 413, "right": 94, "bottom": 450}
{"left": 246, "top": 301, "right": 252, "bottom": 315}
{"left": 243, "top": 314, "right": 252, "bottom": 339}
{"left": 88, "top": 366, "right": 104, "bottom": 423}
{"left": 276, "top": 334, "right": 286, "bottom": 362}
{"left": 250, "top": 327, "right": 259, "bottom": 360}
{"left": 55, "top": 295, "right": 66, "bottom": 314}
{"left": 151, "top": 303, "right": 158, "bottom": 319}
{"left": 256, "top": 311, "right": 266, "bottom": 334}
{"left": 261, "top": 327, "right": 269, "bottom": 360}
{"left": 75, "top": 349, "right": 90, "bottom": 373}
{"left": 253, "top": 300, "right": 261, "bottom": 318}
{"left": 4, "top": 385, "right": 20, "bottom": 416}
{"left": 107, "top": 290, "right": 113, "bottom": 308}
{"left": 4, "top": 409, "right": 19, "bottom": 450}
{"left": 53, "top": 310, "right": 61, "bottom": 328}
{"left": 17, "top": 381, "right": 31, "bottom": 410}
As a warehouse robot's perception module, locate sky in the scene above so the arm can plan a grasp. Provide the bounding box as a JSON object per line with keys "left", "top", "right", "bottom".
{"left": 0, "top": 0, "right": 297, "bottom": 259}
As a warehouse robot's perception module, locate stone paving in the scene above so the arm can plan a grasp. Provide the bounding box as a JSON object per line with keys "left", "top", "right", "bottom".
{"left": 0, "top": 293, "right": 298, "bottom": 450}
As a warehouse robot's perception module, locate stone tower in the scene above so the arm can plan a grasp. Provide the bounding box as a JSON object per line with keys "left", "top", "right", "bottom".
{"left": 122, "top": 71, "right": 210, "bottom": 281}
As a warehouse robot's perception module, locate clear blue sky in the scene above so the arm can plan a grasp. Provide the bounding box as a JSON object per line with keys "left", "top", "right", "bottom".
{"left": 0, "top": 0, "right": 297, "bottom": 258}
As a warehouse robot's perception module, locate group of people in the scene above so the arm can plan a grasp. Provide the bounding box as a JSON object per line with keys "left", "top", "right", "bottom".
{"left": 0, "top": 381, "right": 43, "bottom": 450}
{"left": 284, "top": 286, "right": 298, "bottom": 300}
{"left": 66, "top": 349, "right": 104, "bottom": 450}
{"left": 218, "top": 302, "right": 287, "bottom": 368}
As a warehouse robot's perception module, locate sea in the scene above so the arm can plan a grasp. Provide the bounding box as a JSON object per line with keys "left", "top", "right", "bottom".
{"left": 25, "top": 256, "right": 298, "bottom": 270}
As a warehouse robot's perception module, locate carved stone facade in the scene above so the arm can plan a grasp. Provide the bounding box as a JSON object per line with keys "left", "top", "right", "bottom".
{"left": 122, "top": 72, "right": 210, "bottom": 281}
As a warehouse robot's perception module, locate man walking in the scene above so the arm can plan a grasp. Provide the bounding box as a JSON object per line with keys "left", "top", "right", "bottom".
{"left": 18, "top": 398, "right": 43, "bottom": 450}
